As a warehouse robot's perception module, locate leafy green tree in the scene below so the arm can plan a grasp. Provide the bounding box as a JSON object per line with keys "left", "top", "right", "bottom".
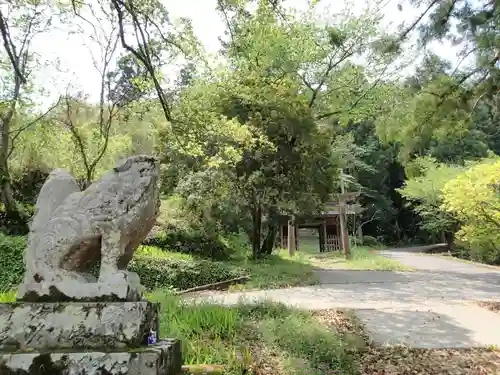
{"left": 161, "top": 1, "right": 347, "bottom": 256}
{"left": 442, "top": 156, "right": 500, "bottom": 263}
{"left": 105, "top": 0, "right": 201, "bottom": 123}
{"left": 0, "top": 0, "right": 60, "bottom": 223}
{"left": 339, "top": 120, "right": 414, "bottom": 243}
{"left": 378, "top": 0, "right": 499, "bottom": 164}
{"left": 190, "top": 0, "right": 415, "bottom": 255}
{"left": 397, "top": 157, "right": 465, "bottom": 248}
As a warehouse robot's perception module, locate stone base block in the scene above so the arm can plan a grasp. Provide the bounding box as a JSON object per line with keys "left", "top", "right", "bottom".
{"left": 0, "top": 340, "right": 181, "bottom": 375}
{"left": 17, "top": 271, "right": 144, "bottom": 302}
{"left": 0, "top": 302, "right": 159, "bottom": 351}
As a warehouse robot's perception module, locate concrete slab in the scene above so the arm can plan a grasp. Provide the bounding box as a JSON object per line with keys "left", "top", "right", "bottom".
{"left": 355, "top": 303, "right": 500, "bottom": 348}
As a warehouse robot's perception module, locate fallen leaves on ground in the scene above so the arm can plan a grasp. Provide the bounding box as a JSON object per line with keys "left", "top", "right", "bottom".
{"left": 314, "top": 309, "right": 500, "bottom": 375}
{"left": 477, "top": 300, "right": 500, "bottom": 314}
{"left": 247, "top": 345, "right": 286, "bottom": 375}
{"left": 314, "top": 309, "right": 370, "bottom": 353}
{"left": 361, "top": 347, "right": 500, "bottom": 375}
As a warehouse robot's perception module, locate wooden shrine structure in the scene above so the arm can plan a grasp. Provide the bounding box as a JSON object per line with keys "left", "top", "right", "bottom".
{"left": 277, "top": 192, "right": 362, "bottom": 254}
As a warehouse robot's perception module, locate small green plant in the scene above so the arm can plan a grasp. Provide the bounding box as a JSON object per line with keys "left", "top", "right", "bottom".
{"left": 486, "top": 344, "right": 498, "bottom": 351}
{"left": 147, "top": 291, "right": 359, "bottom": 375}
{"left": 227, "top": 253, "right": 319, "bottom": 291}
{"left": 361, "top": 235, "right": 382, "bottom": 247}
{"left": 0, "top": 289, "right": 16, "bottom": 302}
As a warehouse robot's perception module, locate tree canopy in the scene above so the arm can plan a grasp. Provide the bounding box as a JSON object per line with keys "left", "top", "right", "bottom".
{"left": 0, "top": 0, "right": 498, "bottom": 261}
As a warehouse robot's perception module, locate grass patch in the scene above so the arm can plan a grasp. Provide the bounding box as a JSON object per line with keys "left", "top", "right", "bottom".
{"left": 288, "top": 236, "right": 412, "bottom": 272}
{"left": 227, "top": 252, "right": 318, "bottom": 291}
{"left": 222, "top": 238, "right": 411, "bottom": 292}
{"left": 139, "top": 234, "right": 319, "bottom": 292}
{"left": 0, "top": 289, "right": 16, "bottom": 302}
{"left": 0, "top": 231, "right": 407, "bottom": 297}
{"left": 307, "top": 247, "right": 413, "bottom": 271}
{"left": 147, "top": 290, "right": 359, "bottom": 375}
{"left": 136, "top": 245, "right": 195, "bottom": 261}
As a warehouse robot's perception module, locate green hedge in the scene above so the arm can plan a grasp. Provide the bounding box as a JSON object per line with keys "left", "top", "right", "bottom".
{"left": 129, "top": 256, "right": 244, "bottom": 291}
{"left": 0, "top": 233, "right": 26, "bottom": 290}
{"left": 361, "top": 235, "right": 382, "bottom": 247}
{"left": 143, "top": 227, "right": 234, "bottom": 260}
{"left": 0, "top": 234, "right": 244, "bottom": 292}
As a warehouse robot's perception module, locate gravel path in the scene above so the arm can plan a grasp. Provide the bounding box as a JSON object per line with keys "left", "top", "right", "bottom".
{"left": 191, "top": 248, "right": 500, "bottom": 348}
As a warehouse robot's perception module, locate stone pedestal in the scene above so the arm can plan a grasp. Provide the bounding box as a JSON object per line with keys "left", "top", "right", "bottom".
{"left": 0, "top": 302, "right": 181, "bottom": 375}
{"left": 17, "top": 271, "right": 144, "bottom": 303}
{"left": 0, "top": 340, "right": 180, "bottom": 375}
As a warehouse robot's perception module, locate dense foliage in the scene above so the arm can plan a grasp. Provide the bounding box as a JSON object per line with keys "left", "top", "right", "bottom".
{"left": 130, "top": 255, "right": 244, "bottom": 291}
{"left": 442, "top": 157, "right": 500, "bottom": 263}
{"left": 0, "top": 234, "right": 26, "bottom": 291}
{"left": 0, "top": 0, "right": 499, "bottom": 266}
{"left": 0, "top": 235, "right": 244, "bottom": 291}
{"left": 144, "top": 226, "right": 236, "bottom": 260}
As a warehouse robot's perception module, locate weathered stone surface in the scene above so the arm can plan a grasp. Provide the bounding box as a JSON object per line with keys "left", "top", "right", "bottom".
{"left": 18, "top": 155, "right": 161, "bottom": 302}
{"left": 0, "top": 302, "right": 159, "bottom": 351}
{"left": 18, "top": 271, "right": 144, "bottom": 302}
{"left": 0, "top": 340, "right": 181, "bottom": 375}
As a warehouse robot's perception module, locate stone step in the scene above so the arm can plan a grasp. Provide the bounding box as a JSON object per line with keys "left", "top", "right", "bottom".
{"left": 0, "top": 302, "right": 159, "bottom": 351}
{"left": 0, "top": 340, "right": 181, "bottom": 375}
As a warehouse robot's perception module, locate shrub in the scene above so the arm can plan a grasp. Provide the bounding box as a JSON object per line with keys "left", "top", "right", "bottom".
{"left": 0, "top": 232, "right": 244, "bottom": 292}
{"left": 361, "top": 235, "right": 381, "bottom": 247}
{"left": 143, "top": 225, "right": 234, "bottom": 260}
{"left": 145, "top": 292, "right": 357, "bottom": 374}
{"left": 0, "top": 233, "right": 26, "bottom": 291}
{"left": 397, "top": 157, "right": 463, "bottom": 235}
{"left": 0, "top": 289, "right": 16, "bottom": 302}
{"left": 0, "top": 210, "right": 30, "bottom": 235}
{"left": 442, "top": 157, "right": 500, "bottom": 264}
{"left": 129, "top": 255, "right": 245, "bottom": 291}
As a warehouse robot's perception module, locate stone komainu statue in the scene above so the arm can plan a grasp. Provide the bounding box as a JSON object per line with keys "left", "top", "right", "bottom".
{"left": 17, "top": 155, "right": 161, "bottom": 302}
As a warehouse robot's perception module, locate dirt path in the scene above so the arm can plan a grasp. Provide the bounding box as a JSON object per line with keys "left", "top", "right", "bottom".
{"left": 192, "top": 248, "right": 500, "bottom": 348}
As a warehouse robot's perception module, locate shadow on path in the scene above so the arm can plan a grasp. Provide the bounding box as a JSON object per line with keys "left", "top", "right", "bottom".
{"left": 356, "top": 303, "right": 500, "bottom": 348}
{"left": 382, "top": 244, "right": 448, "bottom": 253}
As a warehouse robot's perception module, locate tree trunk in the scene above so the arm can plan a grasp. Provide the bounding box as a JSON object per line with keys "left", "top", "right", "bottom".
{"left": 0, "top": 118, "right": 27, "bottom": 225}
{"left": 0, "top": 160, "right": 28, "bottom": 233}
{"left": 0, "top": 32, "right": 29, "bottom": 228}
{"left": 339, "top": 204, "right": 350, "bottom": 259}
{"left": 261, "top": 223, "right": 278, "bottom": 255}
{"left": 251, "top": 204, "right": 262, "bottom": 258}
{"left": 319, "top": 223, "right": 326, "bottom": 252}
{"left": 81, "top": 168, "right": 94, "bottom": 190}
{"left": 287, "top": 218, "right": 296, "bottom": 256}
{"left": 444, "top": 231, "right": 455, "bottom": 255}
{"left": 357, "top": 224, "right": 363, "bottom": 246}
{"left": 0, "top": 166, "right": 19, "bottom": 216}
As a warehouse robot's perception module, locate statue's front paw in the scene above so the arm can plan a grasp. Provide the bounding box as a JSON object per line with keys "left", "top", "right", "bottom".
{"left": 99, "top": 270, "right": 144, "bottom": 301}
